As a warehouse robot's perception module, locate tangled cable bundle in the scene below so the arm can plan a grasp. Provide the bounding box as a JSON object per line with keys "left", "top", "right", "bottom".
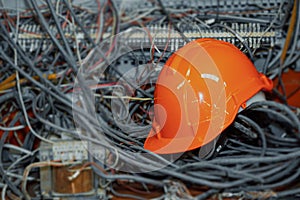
{"left": 0, "top": 0, "right": 300, "bottom": 199}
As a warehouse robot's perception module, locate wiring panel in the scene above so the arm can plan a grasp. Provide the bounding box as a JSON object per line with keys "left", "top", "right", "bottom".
{"left": 0, "top": 0, "right": 300, "bottom": 199}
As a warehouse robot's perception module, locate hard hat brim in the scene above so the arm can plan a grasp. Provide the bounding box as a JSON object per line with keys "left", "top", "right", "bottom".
{"left": 144, "top": 128, "right": 206, "bottom": 154}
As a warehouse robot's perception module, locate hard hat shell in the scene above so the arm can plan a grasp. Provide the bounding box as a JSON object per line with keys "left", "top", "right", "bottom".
{"left": 144, "top": 38, "right": 273, "bottom": 154}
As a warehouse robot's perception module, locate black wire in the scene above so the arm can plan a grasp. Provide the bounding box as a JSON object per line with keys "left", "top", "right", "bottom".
{"left": 262, "top": 48, "right": 273, "bottom": 74}
{"left": 29, "top": 0, "right": 77, "bottom": 70}
{"left": 237, "top": 115, "right": 267, "bottom": 157}
{"left": 277, "top": 188, "right": 300, "bottom": 198}
{"left": 211, "top": 24, "right": 254, "bottom": 61}
{"left": 0, "top": 46, "right": 102, "bottom": 134}
{"left": 156, "top": 0, "right": 190, "bottom": 43}
{"left": 0, "top": 1, "right": 299, "bottom": 198}
{"left": 0, "top": 112, "right": 24, "bottom": 197}
{"left": 0, "top": 92, "right": 16, "bottom": 104}
{"left": 247, "top": 101, "right": 300, "bottom": 139}
{"left": 0, "top": 24, "right": 71, "bottom": 102}
{"left": 62, "top": 0, "right": 97, "bottom": 47}
{"left": 45, "top": 0, "right": 74, "bottom": 58}
{"left": 195, "top": 189, "right": 219, "bottom": 200}
{"left": 249, "top": 107, "right": 295, "bottom": 129}
{"left": 110, "top": 184, "right": 148, "bottom": 200}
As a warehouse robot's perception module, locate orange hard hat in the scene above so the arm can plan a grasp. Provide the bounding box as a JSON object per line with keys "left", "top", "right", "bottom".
{"left": 144, "top": 38, "right": 273, "bottom": 154}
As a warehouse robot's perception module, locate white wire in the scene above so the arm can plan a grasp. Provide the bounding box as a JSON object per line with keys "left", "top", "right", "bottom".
{"left": 95, "top": 1, "right": 105, "bottom": 44}
{"left": 0, "top": 89, "right": 13, "bottom": 94}
{"left": 7, "top": 149, "right": 39, "bottom": 171}
{"left": 72, "top": 14, "right": 83, "bottom": 67}
{"left": 13, "top": 2, "right": 53, "bottom": 144}
{"left": 0, "top": 125, "right": 25, "bottom": 131}
{"left": 15, "top": 72, "right": 54, "bottom": 144}
{"left": 6, "top": 172, "right": 35, "bottom": 181}
{"left": 0, "top": 0, "right": 26, "bottom": 132}
{"left": 94, "top": 94, "right": 152, "bottom": 101}
{"left": 3, "top": 144, "right": 33, "bottom": 155}
{"left": 1, "top": 184, "right": 7, "bottom": 200}
{"left": 121, "top": 7, "right": 158, "bottom": 24}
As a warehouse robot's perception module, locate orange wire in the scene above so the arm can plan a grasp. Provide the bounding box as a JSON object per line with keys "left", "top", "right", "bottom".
{"left": 0, "top": 74, "right": 57, "bottom": 91}
{"left": 0, "top": 74, "right": 16, "bottom": 87}
{"left": 280, "top": 0, "right": 298, "bottom": 65}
